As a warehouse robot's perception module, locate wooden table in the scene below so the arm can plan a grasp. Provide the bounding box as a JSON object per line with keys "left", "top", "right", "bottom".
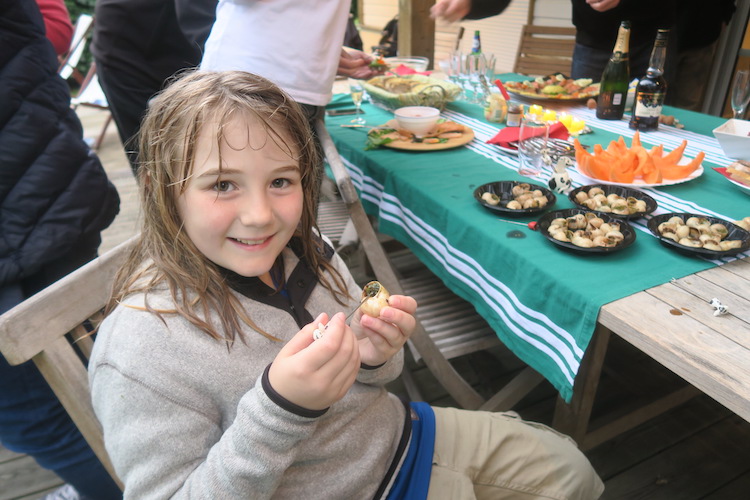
{"left": 555, "top": 257, "right": 750, "bottom": 449}
{"left": 324, "top": 76, "right": 750, "bottom": 445}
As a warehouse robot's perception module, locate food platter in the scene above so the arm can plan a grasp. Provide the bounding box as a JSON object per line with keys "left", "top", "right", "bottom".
{"left": 647, "top": 212, "right": 750, "bottom": 258}
{"left": 537, "top": 208, "right": 636, "bottom": 254}
{"left": 473, "top": 181, "right": 556, "bottom": 217}
{"left": 384, "top": 125, "right": 474, "bottom": 151}
{"left": 574, "top": 158, "right": 704, "bottom": 188}
{"left": 568, "top": 184, "right": 658, "bottom": 220}
{"left": 505, "top": 84, "right": 600, "bottom": 102}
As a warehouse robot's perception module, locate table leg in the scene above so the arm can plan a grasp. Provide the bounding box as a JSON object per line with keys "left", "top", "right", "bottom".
{"left": 552, "top": 323, "right": 612, "bottom": 445}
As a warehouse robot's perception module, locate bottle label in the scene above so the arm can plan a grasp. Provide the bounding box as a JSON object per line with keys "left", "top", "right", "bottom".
{"left": 634, "top": 92, "right": 664, "bottom": 118}
{"left": 612, "top": 93, "right": 623, "bottom": 106}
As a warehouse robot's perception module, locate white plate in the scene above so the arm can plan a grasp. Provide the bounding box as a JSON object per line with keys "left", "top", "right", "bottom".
{"left": 724, "top": 173, "right": 750, "bottom": 195}
{"left": 573, "top": 158, "right": 704, "bottom": 188}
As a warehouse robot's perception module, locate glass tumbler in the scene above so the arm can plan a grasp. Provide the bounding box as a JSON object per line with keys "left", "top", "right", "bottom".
{"left": 517, "top": 114, "right": 549, "bottom": 177}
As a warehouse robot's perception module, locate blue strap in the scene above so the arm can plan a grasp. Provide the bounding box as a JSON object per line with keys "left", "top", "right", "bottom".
{"left": 386, "top": 402, "right": 435, "bottom": 500}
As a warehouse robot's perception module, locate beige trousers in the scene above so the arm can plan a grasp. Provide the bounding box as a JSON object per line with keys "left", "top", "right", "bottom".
{"left": 427, "top": 407, "right": 604, "bottom": 500}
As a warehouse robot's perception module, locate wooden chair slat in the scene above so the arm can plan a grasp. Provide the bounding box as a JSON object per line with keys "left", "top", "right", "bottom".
{"left": 0, "top": 237, "right": 135, "bottom": 365}
{"left": 33, "top": 338, "right": 122, "bottom": 488}
{"left": 514, "top": 24, "right": 577, "bottom": 77}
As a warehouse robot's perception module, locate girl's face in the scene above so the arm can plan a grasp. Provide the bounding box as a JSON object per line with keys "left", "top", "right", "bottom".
{"left": 177, "top": 115, "right": 304, "bottom": 286}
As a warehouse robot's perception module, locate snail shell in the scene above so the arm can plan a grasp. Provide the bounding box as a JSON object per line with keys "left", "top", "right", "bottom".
{"left": 360, "top": 281, "right": 390, "bottom": 317}
{"left": 720, "top": 240, "right": 742, "bottom": 251}
{"left": 481, "top": 192, "right": 500, "bottom": 205}
{"left": 709, "top": 224, "right": 728, "bottom": 239}
{"left": 668, "top": 216, "right": 684, "bottom": 225}
{"left": 678, "top": 237, "right": 702, "bottom": 248}
{"left": 575, "top": 191, "right": 589, "bottom": 203}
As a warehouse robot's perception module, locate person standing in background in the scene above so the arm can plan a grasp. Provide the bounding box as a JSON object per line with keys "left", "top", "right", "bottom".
{"left": 570, "top": 0, "right": 676, "bottom": 81}
{"left": 430, "top": 0, "right": 511, "bottom": 22}
{"left": 35, "top": 0, "right": 73, "bottom": 57}
{"left": 200, "top": 0, "right": 380, "bottom": 135}
{"left": 0, "top": 1, "right": 121, "bottom": 499}
{"left": 667, "top": 0, "right": 736, "bottom": 111}
{"left": 92, "top": 0, "right": 218, "bottom": 175}
{"left": 200, "top": 0, "right": 382, "bottom": 199}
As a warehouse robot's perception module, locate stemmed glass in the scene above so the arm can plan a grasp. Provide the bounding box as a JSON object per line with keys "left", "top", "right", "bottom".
{"left": 348, "top": 79, "right": 366, "bottom": 125}
{"left": 731, "top": 69, "right": 750, "bottom": 120}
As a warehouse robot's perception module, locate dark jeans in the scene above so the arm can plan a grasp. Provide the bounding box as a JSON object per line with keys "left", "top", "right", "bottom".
{"left": 571, "top": 41, "right": 653, "bottom": 81}
{"left": 95, "top": 61, "right": 156, "bottom": 176}
{"left": 0, "top": 233, "right": 122, "bottom": 500}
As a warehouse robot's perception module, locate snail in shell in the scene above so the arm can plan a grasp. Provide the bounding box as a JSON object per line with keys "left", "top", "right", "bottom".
{"left": 360, "top": 281, "right": 390, "bottom": 317}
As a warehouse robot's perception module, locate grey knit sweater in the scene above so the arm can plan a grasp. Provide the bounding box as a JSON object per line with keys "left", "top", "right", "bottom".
{"left": 89, "top": 245, "right": 407, "bottom": 499}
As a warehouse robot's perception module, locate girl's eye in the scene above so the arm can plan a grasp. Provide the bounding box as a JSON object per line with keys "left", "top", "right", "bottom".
{"left": 271, "top": 178, "right": 291, "bottom": 189}
{"left": 214, "top": 180, "right": 233, "bottom": 192}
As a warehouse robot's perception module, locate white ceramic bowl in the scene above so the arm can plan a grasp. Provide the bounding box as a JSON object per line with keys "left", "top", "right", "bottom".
{"left": 713, "top": 119, "right": 750, "bottom": 161}
{"left": 385, "top": 56, "right": 430, "bottom": 72}
{"left": 394, "top": 106, "right": 441, "bottom": 137}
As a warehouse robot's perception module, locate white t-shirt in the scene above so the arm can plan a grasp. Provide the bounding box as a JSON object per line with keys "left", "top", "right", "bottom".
{"left": 201, "top": 0, "right": 350, "bottom": 106}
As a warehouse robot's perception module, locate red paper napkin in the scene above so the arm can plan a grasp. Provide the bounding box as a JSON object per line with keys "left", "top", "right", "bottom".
{"left": 391, "top": 64, "right": 432, "bottom": 76}
{"left": 487, "top": 122, "right": 570, "bottom": 150}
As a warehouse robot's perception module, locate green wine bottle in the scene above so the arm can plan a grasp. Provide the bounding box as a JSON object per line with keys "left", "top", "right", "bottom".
{"left": 471, "top": 30, "right": 482, "bottom": 54}
{"left": 630, "top": 29, "right": 670, "bottom": 131}
{"left": 596, "top": 21, "right": 631, "bottom": 120}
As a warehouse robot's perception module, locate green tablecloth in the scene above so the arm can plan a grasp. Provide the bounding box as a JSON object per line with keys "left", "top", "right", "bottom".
{"left": 324, "top": 74, "right": 750, "bottom": 401}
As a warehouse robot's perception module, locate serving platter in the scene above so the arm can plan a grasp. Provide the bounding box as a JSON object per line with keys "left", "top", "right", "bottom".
{"left": 647, "top": 212, "right": 750, "bottom": 258}
{"left": 574, "top": 159, "right": 704, "bottom": 188}
{"left": 474, "top": 181, "right": 556, "bottom": 217}
{"left": 505, "top": 84, "right": 600, "bottom": 102}
{"left": 537, "top": 208, "right": 637, "bottom": 254}
{"left": 384, "top": 125, "right": 474, "bottom": 151}
{"left": 568, "top": 184, "right": 658, "bottom": 220}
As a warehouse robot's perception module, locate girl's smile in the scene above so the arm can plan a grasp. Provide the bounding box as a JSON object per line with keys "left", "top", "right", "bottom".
{"left": 177, "top": 115, "right": 304, "bottom": 286}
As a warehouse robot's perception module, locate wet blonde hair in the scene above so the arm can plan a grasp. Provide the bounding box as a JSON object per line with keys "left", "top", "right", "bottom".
{"left": 106, "top": 70, "right": 350, "bottom": 342}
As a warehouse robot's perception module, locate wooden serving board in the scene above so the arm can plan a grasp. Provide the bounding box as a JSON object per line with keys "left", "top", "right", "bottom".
{"left": 384, "top": 126, "right": 475, "bottom": 151}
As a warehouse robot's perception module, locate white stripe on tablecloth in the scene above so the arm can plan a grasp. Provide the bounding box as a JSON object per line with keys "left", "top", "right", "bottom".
{"left": 340, "top": 155, "right": 582, "bottom": 384}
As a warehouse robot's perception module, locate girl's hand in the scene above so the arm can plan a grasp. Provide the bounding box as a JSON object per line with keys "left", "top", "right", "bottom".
{"left": 268, "top": 313, "right": 360, "bottom": 411}
{"left": 352, "top": 294, "right": 417, "bottom": 367}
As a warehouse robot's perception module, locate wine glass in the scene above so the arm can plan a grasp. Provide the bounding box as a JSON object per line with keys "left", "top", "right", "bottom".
{"left": 348, "top": 79, "right": 366, "bottom": 125}
{"left": 731, "top": 70, "right": 750, "bottom": 120}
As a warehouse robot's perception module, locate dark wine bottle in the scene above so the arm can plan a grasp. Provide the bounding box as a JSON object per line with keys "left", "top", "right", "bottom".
{"left": 629, "top": 29, "right": 670, "bottom": 131}
{"left": 596, "top": 21, "right": 631, "bottom": 120}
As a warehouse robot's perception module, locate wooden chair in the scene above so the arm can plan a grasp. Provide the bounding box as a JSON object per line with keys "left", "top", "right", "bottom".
{"left": 0, "top": 237, "right": 137, "bottom": 490}
{"left": 58, "top": 14, "right": 94, "bottom": 85}
{"left": 71, "top": 61, "right": 114, "bottom": 152}
{"left": 513, "top": 25, "right": 577, "bottom": 77}
{"left": 315, "top": 121, "right": 545, "bottom": 411}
